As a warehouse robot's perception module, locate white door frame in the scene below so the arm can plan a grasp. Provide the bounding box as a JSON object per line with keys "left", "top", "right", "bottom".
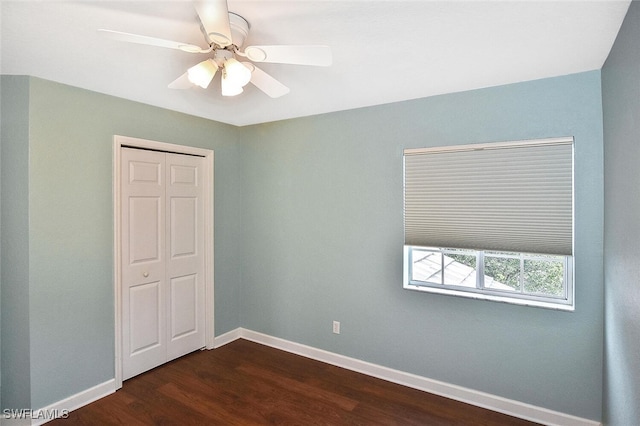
{"left": 113, "top": 135, "right": 215, "bottom": 389}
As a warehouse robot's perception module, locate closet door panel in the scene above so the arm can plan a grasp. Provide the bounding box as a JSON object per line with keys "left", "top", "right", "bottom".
{"left": 121, "top": 148, "right": 167, "bottom": 380}
{"left": 165, "top": 153, "right": 206, "bottom": 361}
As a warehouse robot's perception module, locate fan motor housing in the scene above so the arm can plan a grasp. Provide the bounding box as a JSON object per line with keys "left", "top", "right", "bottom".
{"left": 229, "top": 13, "right": 249, "bottom": 48}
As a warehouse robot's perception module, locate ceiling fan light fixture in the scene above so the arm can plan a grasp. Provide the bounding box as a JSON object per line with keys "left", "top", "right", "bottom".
{"left": 223, "top": 58, "right": 252, "bottom": 88}
{"left": 102, "top": 1, "right": 331, "bottom": 99}
{"left": 187, "top": 59, "right": 218, "bottom": 89}
{"left": 221, "top": 73, "right": 244, "bottom": 97}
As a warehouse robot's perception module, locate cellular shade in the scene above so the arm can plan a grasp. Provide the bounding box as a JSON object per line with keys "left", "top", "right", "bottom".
{"left": 403, "top": 138, "right": 573, "bottom": 256}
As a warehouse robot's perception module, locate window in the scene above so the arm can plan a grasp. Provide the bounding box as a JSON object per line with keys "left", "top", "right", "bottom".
{"left": 404, "top": 247, "right": 573, "bottom": 308}
{"left": 403, "top": 138, "right": 574, "bottom": 310}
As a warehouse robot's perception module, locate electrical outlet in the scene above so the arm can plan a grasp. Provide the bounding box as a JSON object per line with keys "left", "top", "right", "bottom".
{"left": 332, "top": 320, "right": 340, "bottom": 334}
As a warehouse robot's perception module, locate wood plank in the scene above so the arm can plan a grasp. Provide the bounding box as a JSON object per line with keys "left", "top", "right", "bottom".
{"left": 48, "top": 339, "right": 539, "bottom": 425}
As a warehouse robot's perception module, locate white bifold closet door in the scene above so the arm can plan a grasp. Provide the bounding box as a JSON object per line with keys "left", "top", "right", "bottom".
{"left": 121, "top": 147, "right": 205, "bottom": 380}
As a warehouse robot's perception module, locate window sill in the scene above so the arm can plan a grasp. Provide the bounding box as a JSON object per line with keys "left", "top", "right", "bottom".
{"left": 403, "top": 283, "right": 575, "bottom": 312}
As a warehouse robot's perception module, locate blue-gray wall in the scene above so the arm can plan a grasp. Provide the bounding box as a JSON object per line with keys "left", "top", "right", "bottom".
{"left": 1, "top": 69, "right": 608, "bottom": 421}
{"left": 602, "top": 1, "right": 640, "bottom": 424}
{"left": 0, "top": 76, "right": 244, "bottom": 409}
{"left": 240, "top": 71, "right": 605, "bottom": 420}
{"left": 1, "top": 76, "right": 32, "bottom": 410}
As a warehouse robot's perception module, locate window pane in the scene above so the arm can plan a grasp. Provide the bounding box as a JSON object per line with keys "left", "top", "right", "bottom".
{"left": 443, "top": 253, "right": 477, "bottom": 287}
{"left": 484, "top": 256, "right": 520, "bottom": 291}
{"left": 411, "top": 250, "right": 442, "bottom": 284}
{"left": 524, "top": 259, "right": 564, "bottom": 297}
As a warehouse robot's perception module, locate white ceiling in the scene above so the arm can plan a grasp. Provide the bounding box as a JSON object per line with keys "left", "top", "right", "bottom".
{"left": 1, "top": 1, "right": 631, "bottom": 127}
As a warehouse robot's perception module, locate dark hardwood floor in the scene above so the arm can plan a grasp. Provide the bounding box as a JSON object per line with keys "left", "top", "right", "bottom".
{"left": 50, "top": 339, "right": 538, "bottom": 425}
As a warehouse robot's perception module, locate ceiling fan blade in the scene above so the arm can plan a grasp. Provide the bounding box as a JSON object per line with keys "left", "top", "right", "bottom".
{"left": 243, "top": 45, "right": 332, "bottom": 67}
{"left": 242, "top": 63, "right": 290, "bottom": 98}
{"left": 194, "top": 0, "right": 232, "bottom": 47}
{"left": 98, "top": 29, "right": 205, "bottom": 53}
{"left": 168, "top": 72, "right": 193, "bottom": 90}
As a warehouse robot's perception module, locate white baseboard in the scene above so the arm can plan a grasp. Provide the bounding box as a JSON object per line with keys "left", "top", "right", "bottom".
{"left": 31, "top": 379, "right": 116, "bottom": 426}
{"left": 212, "top": 327, "right": 242, "bottom": 348}
{"left": 220, "top": 328, "right": 600, "bottom": 426}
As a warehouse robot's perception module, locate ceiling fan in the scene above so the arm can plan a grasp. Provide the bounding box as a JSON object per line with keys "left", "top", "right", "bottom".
{"left": 98, "top": 0, "right": 332, "bottom": 98}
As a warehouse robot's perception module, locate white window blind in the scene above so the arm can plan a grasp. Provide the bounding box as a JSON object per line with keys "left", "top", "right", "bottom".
{"left": 403, "top": 137, "right": 574, "bottom": 256}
